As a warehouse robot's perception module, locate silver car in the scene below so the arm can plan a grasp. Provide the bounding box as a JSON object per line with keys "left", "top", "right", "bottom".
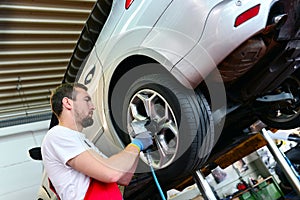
{"left": 33, "top": 0, "right": 300, "bottom": 199}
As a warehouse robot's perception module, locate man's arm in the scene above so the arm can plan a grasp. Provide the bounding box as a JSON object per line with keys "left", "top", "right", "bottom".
{"left": 110, "top": 144, "right": 140, "bottom": 185}
{"left": 67, "top": 144, "right": 140, "bottom": 185}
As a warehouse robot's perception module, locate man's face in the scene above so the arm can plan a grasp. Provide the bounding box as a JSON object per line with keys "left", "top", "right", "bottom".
{"left": 72, "top": 87, "right": 95, "bottom": 128}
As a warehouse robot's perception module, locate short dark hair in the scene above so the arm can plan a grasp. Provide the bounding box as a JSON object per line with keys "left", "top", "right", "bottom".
{"left": 50, "top": 82, "right": 88, "bottom": 117}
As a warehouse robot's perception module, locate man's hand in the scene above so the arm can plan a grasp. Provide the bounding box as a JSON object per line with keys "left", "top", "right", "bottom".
{"left": 131, "top": 131, "right": 153, "bottom": 151}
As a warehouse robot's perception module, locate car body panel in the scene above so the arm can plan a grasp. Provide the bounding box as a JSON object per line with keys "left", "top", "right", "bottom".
{"left": 96, "top": 0, "right": 277, "bottom": 89}
{"left": 173, "top": 0, "right": 277, "bottom": 87}
{"left": 96, "top": 0, "right": 173, "bottom": 67}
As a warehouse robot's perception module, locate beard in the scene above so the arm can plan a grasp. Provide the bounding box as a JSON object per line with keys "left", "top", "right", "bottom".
{"left": 81, "top": 116, "right": 94, "bottom": 128}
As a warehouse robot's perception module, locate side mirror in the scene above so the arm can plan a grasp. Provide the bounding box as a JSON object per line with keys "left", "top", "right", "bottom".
{"left": 29, "top": 147, "right": 42, "bottom": 160}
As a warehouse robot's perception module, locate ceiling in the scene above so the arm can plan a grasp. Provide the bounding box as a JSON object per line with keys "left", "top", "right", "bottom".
{"left": 0, "top": 0, "right": 96, "bottom": 127}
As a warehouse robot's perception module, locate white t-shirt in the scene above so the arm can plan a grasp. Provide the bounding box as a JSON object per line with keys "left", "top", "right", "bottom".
{"left": 41, "top": 125, "right": 105, "bottom": 200}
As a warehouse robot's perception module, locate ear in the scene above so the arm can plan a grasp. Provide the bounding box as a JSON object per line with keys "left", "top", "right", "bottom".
{"left": 62, "top": 97, "right": 72, "bottom": 110}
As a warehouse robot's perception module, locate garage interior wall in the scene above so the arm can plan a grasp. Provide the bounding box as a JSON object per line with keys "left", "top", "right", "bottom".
{"left": 0, "top": 0, "right": 96, "bottom": 128}
{"left": 0, "top": 1, "right": 96, "bottom": 199}
{"left": 0, "top": 120, "right": 49, "bottom": 200}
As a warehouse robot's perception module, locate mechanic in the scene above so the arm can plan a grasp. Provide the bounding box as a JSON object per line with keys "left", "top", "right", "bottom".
{"left": 41, "top": 83, "right": 153, "bottom": 200}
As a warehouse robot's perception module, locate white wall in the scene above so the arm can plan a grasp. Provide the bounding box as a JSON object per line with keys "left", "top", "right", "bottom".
{"left": 0, "top": 120, "right": 49, "bottom": 200}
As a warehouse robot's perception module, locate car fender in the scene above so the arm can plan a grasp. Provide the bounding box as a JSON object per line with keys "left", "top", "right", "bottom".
{"left": 97, "top": 0, "right": 173, "bottom": 66}
{"left": 140, "top": 0, "right": 224, "bottom": 68}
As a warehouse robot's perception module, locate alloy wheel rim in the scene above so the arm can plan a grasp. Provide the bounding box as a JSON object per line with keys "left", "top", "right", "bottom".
{"left": 127, "top": 89, "right": 179, "bottom": 168}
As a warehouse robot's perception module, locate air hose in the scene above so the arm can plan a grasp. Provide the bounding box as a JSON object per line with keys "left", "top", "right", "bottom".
{"left": 145, "top": 152, "right": 167, "bottom": 200}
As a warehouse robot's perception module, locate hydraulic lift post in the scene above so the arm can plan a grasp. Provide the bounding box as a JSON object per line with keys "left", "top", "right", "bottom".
{"left": 193, "top": 170, "right": 218, "bottom": 200}
{"left": 261, "top": 128, "right": 300, "bottom": 196}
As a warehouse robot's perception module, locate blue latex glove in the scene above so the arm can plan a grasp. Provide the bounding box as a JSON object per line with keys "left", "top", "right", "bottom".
{"left": 131, "top": 131, "right": 153, "bottom": 151}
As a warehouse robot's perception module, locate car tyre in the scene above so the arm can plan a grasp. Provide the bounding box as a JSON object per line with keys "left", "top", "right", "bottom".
{"left": 110, "top": 65, "right": 214, "bottom": 186}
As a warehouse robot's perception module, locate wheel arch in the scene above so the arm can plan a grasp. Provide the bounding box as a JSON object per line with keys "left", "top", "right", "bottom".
{"left": 108, "top": 55, "right": 175, "bottom": 106}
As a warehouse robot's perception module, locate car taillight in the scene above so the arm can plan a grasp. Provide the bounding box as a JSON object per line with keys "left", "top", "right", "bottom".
{"left": 125, "top": 0, "right": 134, "bottom": 9}
{"left": 234, "top": 4, "right": 260, "bottom": 27}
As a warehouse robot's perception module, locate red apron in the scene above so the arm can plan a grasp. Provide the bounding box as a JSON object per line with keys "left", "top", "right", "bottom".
{"left": 49, "top": 178, "right": 122, "bottom": 200}
{"left": 84, "top": 178, "right": 123, "bottom": 200}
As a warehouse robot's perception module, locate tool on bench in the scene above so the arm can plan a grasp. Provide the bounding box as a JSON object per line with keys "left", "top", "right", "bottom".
{"left": 131, "top": 120, "right": 167, "bottom": 200}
